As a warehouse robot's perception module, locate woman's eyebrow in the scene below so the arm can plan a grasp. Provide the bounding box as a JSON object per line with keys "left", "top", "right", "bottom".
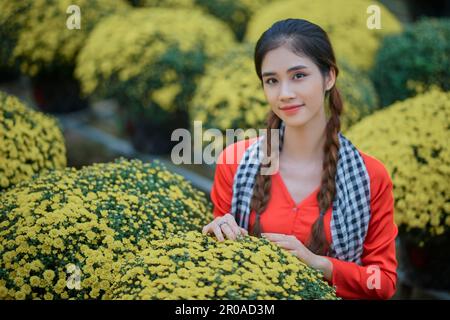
{"left": 262, "top": 64, "right": 308, "bottom": 77}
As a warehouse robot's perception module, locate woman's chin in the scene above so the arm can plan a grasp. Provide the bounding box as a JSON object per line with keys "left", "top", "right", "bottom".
{"left": 280, "top": 115, "right": 309, "bottom": 128}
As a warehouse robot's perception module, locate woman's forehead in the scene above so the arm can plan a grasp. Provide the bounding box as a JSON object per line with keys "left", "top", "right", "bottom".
{"left": 261, "top": 46, "right": 313, "bottom": 75}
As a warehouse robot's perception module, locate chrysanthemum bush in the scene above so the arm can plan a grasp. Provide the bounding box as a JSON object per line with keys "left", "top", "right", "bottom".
{"left": 75, "top": 8, "right": 236, "bottom": 125}
{"left": 111, "top": 231, "right": 338, "bottom": 300}
{"left": 195, "top": 0, "right": 280, "bottom": 41}
{"left": 0, "top": 158, "right": 338, "bottom": 299}
{"left": 371, "top": 18, "right": 450, "bottom": 107}
{"left": 337, "top": 60, "right": 379, "bottom": 129}
{"left": 0, "top": 1, "right": 28, "bottom": 70}
{"left": 131, "top": 0, "right": 195, "bottom": 7}
{"left": 128, "top": 0, "right": 198, "bottom": 13}
{"left": 190, "top": 44, "right": 268, "bottom": 135}
{"left": 346, "top": 89, "right": 450, "bottom": 245}
{"left": 0, "top": 91, "right": 66, "bottom": 191}
{"left": 133, "top": 0, "right": 278, "bottom": 41}
{"left": 190, "top": 44, "right": 378, "bottom": 146}
{"left": 2, "top": 0, "right": 129, "bottom": 76}
{"left": 245, "top": 0, "right": 402, "bottom": 71}
{"left": 0, "top": 158, "right": 212, "bottom": 299}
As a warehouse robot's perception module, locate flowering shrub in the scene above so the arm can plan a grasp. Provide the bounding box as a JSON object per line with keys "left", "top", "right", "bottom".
{"left": 0, "top": 158, "right": 335, "bottom": 299}
{"left": 0, "top": 158, "right": 212, "bottom": 299}
{"left": 346, "top": 89, "right": 450, "bottom": 245}
{"left": 245, "top": 0, "right": 402, "bottom": 71}
{"left": 371, "top": 18, "right": 450, "bottom": 106}
{"left": 195, "top": 0, "right": 279, "bottom": 41}
{"left": 133, "top": 0, "right": 195, "bottom": 6}
{"left": 190, "top": 44, "right": 268, "bottom": 134}
{"left": 4, "top": 0, "right": 129, "bottom": 76}
{"left": 111, "top": 231, "right": 339, "bottom": 300}
{"left": 75, "top": 8, "right": 236, "bottom": 125}
{"left": 337, "top": 60, "right": 379, "bottom": 129}
{"left": 0, "top": 91, "right": 66, "bottom": 191}
{"left": 134, "top": 0, "right": 278, "bottom": 41}
{"left": 190, "top": 44, "right": 377, "bottom": 144}
{"left": 0, "top": 1, "right": 28, "bottom": 70}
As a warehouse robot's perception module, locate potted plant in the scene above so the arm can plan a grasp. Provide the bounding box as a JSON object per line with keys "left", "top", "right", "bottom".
{"left": 6, "top": 0, "right": 129, "bottom": 113}
{"left": 0, "top": 91, "right": 66, "bottom": 191}
{"left": 0, "top": 158, "right": 212, "bottom": 299}
{"left": 76, "top": 8, "right": 236, "bottom": 154}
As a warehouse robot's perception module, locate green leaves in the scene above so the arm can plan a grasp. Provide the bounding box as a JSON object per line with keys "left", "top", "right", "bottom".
{"left": 372, "top": 18, "right": 450, "bottom": 107}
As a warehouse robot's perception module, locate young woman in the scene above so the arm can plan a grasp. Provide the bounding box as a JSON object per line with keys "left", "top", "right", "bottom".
{"left": 202, "top": 19, "right": 398, "bottom": 300}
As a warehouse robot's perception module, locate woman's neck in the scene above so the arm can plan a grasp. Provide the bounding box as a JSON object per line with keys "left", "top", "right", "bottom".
{"left": 281, "top": 114, "right": 327, "bottom": 163}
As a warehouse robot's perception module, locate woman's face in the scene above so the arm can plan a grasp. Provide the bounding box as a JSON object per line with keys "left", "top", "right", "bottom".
{"left": 261, "top": 44, "right": 335, "bottom": 127}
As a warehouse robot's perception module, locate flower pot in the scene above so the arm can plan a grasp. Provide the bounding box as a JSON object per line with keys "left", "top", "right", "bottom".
{"left": 31, "top": 71, "right": 89, "bottom": 114}
{"left": 123, "top": 108, "right": 190, "bottom": 155}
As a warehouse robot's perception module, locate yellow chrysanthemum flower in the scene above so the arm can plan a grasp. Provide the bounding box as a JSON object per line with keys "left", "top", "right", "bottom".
{"left": 0, "top": 91, "right": 66, "bottom": 191}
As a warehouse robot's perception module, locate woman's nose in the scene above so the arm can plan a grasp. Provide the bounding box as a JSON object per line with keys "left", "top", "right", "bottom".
{"left": 279, "top": 81, "right": 296, "bottom": 100}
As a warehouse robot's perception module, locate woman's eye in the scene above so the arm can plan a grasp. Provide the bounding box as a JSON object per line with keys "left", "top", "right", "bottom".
{"left": 265, "top": 73, "right": 306, "bottom": 85}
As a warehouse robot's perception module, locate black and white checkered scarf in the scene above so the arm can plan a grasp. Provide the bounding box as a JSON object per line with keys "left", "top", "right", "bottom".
{"left": 230, "top": 122, "right": 371, "bottom": 264}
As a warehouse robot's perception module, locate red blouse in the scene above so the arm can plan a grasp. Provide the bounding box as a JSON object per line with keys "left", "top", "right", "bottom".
{"left": 211, "top": 138, "right": 398, "bottom": 299}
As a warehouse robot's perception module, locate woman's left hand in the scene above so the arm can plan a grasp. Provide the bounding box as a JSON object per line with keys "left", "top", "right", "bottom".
{"left": 261, "top": 233, "right": 333, "bottom": 281}
{"left": 261, "top": 233, "right": 315, "bottom": 265}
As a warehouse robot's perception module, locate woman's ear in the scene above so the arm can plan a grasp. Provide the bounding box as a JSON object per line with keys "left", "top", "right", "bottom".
{"left": 325, "top": 67, "right": 336, "bottom": 91}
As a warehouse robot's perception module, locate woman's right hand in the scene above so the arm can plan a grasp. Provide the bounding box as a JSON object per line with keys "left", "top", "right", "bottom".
{"left": 202, "top": 213, "right": 248, "bottom": 242}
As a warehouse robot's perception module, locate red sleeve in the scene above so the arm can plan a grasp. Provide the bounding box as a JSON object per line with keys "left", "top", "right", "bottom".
{"left": 326, "top": 153, "right": 398, "bottom": 299}
{"left": 210, "top": 139, "right": 256, "bottom": 218}
{"left": 210, "top": 149, "right": 234, "bottom": 218}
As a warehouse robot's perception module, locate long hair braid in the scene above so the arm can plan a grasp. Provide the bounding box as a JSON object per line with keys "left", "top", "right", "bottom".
{"left": 307, "top": 84, "right": 343, "bottom": 255}
{"left": 249, "top": 111, "right": 281, "bottom": 237}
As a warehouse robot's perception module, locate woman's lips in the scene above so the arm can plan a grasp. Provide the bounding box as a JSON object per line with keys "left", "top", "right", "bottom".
{"left": 279, "top": 104, "right": 304, "bottom": 115}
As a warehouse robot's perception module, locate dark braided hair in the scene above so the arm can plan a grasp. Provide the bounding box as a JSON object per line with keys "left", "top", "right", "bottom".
{"left": 251, "top": 19, "right": 343, "bottom": 256}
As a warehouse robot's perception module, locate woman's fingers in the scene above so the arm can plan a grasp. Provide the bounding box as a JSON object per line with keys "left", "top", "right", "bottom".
{"left": 239, "top": 227, "right": 248, "bottom": 236}
{"left": 202, "top": 222, "right": 224, "bottom": 241}
{"left": 201, "top": 223, "right": 213, "bottom": 235}
{"left": 212, "top": 224, "right": 225, "bottom": 242}
{"left": 223, "top": 214, "right": 246, "bottom": 237}
{"left": 273, "top": 241, "right": 292, "bottom": 249}
{"left": 220, "top": 223, "right": 236, "bottom": 241}
{"left": 261, "top": 233, "right": 285, "bottom": 241}
{"left": 202, "top": 214, "right": 249, "bottom": 242}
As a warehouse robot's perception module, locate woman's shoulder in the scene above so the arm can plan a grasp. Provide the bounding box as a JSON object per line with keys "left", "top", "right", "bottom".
{"left": 212, "top": 137, "right": 259, "bottom": 189}
{"left": 216, "top": 137, "right": 259, "bottom": 170}
{"left": 359, "top": 151, "right": 393, "bottom": 191}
